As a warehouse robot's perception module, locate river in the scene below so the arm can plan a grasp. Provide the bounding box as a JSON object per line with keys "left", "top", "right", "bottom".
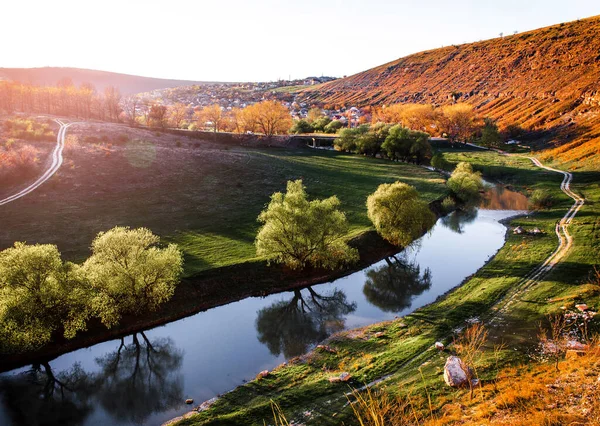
{"left": 0, "top": 185, "right": 528, "bottom": 426}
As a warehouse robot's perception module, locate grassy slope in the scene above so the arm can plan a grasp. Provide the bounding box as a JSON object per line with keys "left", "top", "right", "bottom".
{"left": 0, "top": 121, "right": 446, "bottom": 277}
{"left": 175, "top": 149, "right": 600, "bottom": 426}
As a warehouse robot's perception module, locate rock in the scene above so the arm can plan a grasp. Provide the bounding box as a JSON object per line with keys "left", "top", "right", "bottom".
{"left": 317, "top": 345, "right": 337, "bottom": 354}
{"left": 373, "top": 332, "right": 385, "bottom": 338}
{"left": 435, "top": 342, "right": 445, "bottom": 350}
{"left": 185, "top": 399, "right": 194, "bottom": 404}
{"left": 513, "top": 226, "right": 525, "bottom": 234}
{"left": 328, "top": 372, "right": 351, "bottom": 383}
{"left": 443, "top": 356, "right": 470, "bottom": 387}
{"left": 256, "top": 370, "right": 269, "bottom": 379}
{"left": 197, "top": 397, "right": 218, "bottom": 412}
{"left": 530, "top": 227, "right": 543, "bottom": 234}
{"left": 575, "top": 303, "right": 589, "bottom": 312}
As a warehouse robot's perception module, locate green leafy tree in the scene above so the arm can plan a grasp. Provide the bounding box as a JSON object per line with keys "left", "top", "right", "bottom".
{"left": 480, "top": 117, "right": 502, "bottom": 147}
{"left": 367, "top": 182, "right": 436, "bottom": 247}
{"left": 290, "top": 119, "right": 313, "bottom": 134}
{"left": 430, "top": 152, "right": 451, "bottom": 170}
{"left": 382, "top": 124, "right": 431, "bottom": 164}
{"left": 255, "top": 180, "right": 358, "bottom": 270}
{"left": 447, "top": 162, "right": 484, "bottom": 202}
{"left": 0, "top": 243, "right": 91, "bottom": 352}
{"left": 324, "top": 120, "right": 343, "bottom": 134}
{"left": 312, "top": 116, "right": 332, "bottom": 132}
{"left": 84, "top": 227, "right": 183, "bottom": 327}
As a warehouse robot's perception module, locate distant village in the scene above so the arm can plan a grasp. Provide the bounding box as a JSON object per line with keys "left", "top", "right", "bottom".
{"left": 131, "top": 76, "right": 371, "bottom": 127}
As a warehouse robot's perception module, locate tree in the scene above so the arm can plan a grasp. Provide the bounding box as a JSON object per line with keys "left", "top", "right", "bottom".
{"left": 382, "top": 124, "right": 431, "bottom": 164}
{"left": 430, "top": 152, "right": 451, "bottom": 171}
{"left": 83, "top": 227, "right": 183, "bottom": 327}
{"left": 103, "top": 86, "right": 122, "bottom": 122}
{"left": 323, "top": 120, "right": 343, "bottom": 134}
{"left": 147, "top": 103, "right": 168, "bottom": 128}
{"left": 243, "top": 100, "right": 292, "bottom": 137}
{"left": 196, "top": 104, "right": 225, "bottom": 133}
{"left": 441, "top": 103, "right": 477, "bottom": 143}
{"left": 446, "top": 162, "right": 484, "bottom": 202}
{"left": 366, "top": 182, "right": 436, "bottom": 247}
{"left": 290, "top": 119, "right": 313, "bottom": 134}
{"left": 312, "top": 116, "right": 332, "bottom": 132}
{"left": 480, "top": 117, "right": 502, "bottom": 147}
{"left": 0, "top": 243, "right": 91, "bottom": 352}
{"left": 255, "top": 180, "right": 358, "bottom": 270}
{"left": 306, "top": 107, "right": 323, "bottom": 123}
{"left": 168, "top": 103, "right": 189, "bottom": 128}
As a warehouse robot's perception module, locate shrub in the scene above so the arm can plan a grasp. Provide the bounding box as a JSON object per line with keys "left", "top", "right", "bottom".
{"left": 529, "top": 189, "right": 554, "bottom": 210}
{"left": 290, "top": 119, "right": 313, "bottom": 134}
{"left": 367, "top": 182, "right": 436, "bottom": 247}
{"left": 324, "top": 120, "right": 343, "bottom": 134}
{"left": 447, "top": 162, "right": 484, "bottom": 202}
{"left": 255, "top": 180, "right": 358, "bottom": 270}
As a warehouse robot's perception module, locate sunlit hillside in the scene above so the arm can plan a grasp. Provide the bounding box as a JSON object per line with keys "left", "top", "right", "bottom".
{"left": 300, "top": 16, "right": 600, "bottom": 170}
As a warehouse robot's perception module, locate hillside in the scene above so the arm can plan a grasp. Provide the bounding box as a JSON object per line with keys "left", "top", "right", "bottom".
{"left": 299, "top": 16, "right": 600, "bottom": 170}
{"left": 0, "top": 67, "right": 215, "bottom": 95}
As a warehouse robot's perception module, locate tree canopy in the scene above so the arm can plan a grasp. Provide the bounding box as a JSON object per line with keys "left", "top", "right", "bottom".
{"left": 446, "top": 162, "right": 484, "bottom": 202}
{"left": 367, "top": 182, "right": 436, "bottom": 247}
{"left": 84, "top": 227, "right": 183, "bottom": 327}
{"left": 255, "top": 180, "right": 358, "bottom": 270}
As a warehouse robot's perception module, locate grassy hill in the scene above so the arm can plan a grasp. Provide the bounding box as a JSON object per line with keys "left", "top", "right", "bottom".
{"left": 0, "top": 67, "right": 216, "bottom": 95}
{"left": 299, "top": 16, "right": 600, "bottom": 170}
{"left": 0, "top": 119, "right": 447, "bottom": 277}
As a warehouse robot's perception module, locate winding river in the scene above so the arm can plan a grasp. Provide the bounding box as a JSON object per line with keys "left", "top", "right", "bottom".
{"left": 0, "top": 185, "right": 528, "bottom": 426}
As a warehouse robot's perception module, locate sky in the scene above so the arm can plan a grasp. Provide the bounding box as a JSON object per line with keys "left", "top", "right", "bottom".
{"left": 2, "top": 0, "right": 599, "bottom": 82}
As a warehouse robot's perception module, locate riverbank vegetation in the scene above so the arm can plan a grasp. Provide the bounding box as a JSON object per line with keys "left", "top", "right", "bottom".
{"left": 0, "top": 227, "right": 183, "bottom": 354}
{"left": 173, "top": 147, "right": 600, "bottom": 426}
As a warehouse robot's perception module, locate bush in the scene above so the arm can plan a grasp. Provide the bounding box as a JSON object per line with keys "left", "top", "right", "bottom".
{"left": 431, "top": 152, "right": 451, "bottom": 170}
{"left": 255, "top": 180, "right": 358, "bottom": 270}
{"left": 442, "top": 196, "right": 457, "bottom": 213}
{"left": 367, "top": 182, "right": 436, "bottom": 247}
{"left": 324, "top": 120, "right": 343, "bottom": 134}
{"left": 529, "top": 189, "right": 554, "bottom": 210}
{"left": 290, "top": 119, "right": 313, "bottom": 134}
{"left": 447, "top": 162, "right": 484, "bottom": 202}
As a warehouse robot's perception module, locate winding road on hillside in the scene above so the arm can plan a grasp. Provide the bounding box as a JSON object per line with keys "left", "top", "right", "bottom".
{"left": 0, "top": 119, "right": 72, "bottom": 206}
{"left": 490, "top": 155, "right": 585, "bottom": 317}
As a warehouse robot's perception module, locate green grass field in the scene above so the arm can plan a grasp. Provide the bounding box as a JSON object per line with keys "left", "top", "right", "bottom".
{"left": 175, "top": 148, "right": 600, "bottom": 426}
{"left": 0, "top": 125, "right": 447, "bottom": 277}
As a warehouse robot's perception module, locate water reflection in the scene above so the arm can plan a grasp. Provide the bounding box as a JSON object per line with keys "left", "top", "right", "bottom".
{"left": 363, "top": 255, "right": 432, "bottom": 312}
{"left": 0, "top": 332, "right": 183, "bottom": 426}
{"left": 255, "top": 287, "right": 356, "bottom": 358}
{"left": 481, "top": 184, "right": 528, "bottom": 210}
{"left": 441, "top": 208, "right": 479, "bottom": 234}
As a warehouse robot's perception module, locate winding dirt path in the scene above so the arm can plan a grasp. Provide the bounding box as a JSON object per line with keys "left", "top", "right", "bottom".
{"left": 0, "top": 119, "right": 73, "bottom": 206}
{"left": 492, "top": 156, "right": 585, "bottom": 316}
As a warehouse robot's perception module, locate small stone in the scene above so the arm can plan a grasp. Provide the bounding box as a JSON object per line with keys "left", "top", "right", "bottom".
{"left": 328, "top": 376, "right": 341, "bottom": 383}
{"left": 339, "top": 372, "right": 352, "bottom": 382}
{"left": 435, "top": 342, "right": 445, "bottom": 350}
{"left": 373, "top": 332, "right": 385, "bottom": 338}
{"left": 256, "top": 370, "right": 269, "bottom": 379}
{"left": 575, "top": 304, "right": 589, "bottom": 312}
{"left": 185, "top": 399, "right": 194, "bottom": 404}
{"left": 317, "top": 344, "right": 337, "bottom": 354}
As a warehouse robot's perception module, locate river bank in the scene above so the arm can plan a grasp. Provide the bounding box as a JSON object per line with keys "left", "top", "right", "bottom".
{"left": 171, "top": 150, "right": 600, "bottom": 426}
{"left": 0, "top": 205, "right": 440, "bottom": 371}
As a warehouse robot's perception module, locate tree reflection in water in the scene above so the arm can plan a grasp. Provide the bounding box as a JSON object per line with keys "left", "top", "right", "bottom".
{"left": 256, "top": 287, "right": 357, "bottom": 358}
{"left": 0, "top": 332, "right": 183, "bottom": 426}
{"left": 441, "top": 208, "right": 479, "bottom": 234}
{"left": 363, "top": 255, "right": 432, "bottom": 312}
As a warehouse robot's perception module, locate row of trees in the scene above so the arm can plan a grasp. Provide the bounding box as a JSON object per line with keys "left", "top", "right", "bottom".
{"left": 255, "top": 180, "right": 435, "bottom": 270}
{"left": 335, "top": 123, "right": 433, "bottom": 164}
{"left": 0, "top": 80, "right": 122, "bottom": 121}
{"left": 0, "top": 227, "right": 183, "bottom": 353}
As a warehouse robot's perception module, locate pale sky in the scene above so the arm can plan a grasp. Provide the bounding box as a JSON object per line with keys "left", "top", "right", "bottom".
{"left": 2, "top": 0, "right": 599, "bottom": 82}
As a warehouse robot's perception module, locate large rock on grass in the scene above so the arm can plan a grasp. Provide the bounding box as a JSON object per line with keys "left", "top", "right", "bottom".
{"left": 443, "top": 356, "right": 470, "bottom": 387}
